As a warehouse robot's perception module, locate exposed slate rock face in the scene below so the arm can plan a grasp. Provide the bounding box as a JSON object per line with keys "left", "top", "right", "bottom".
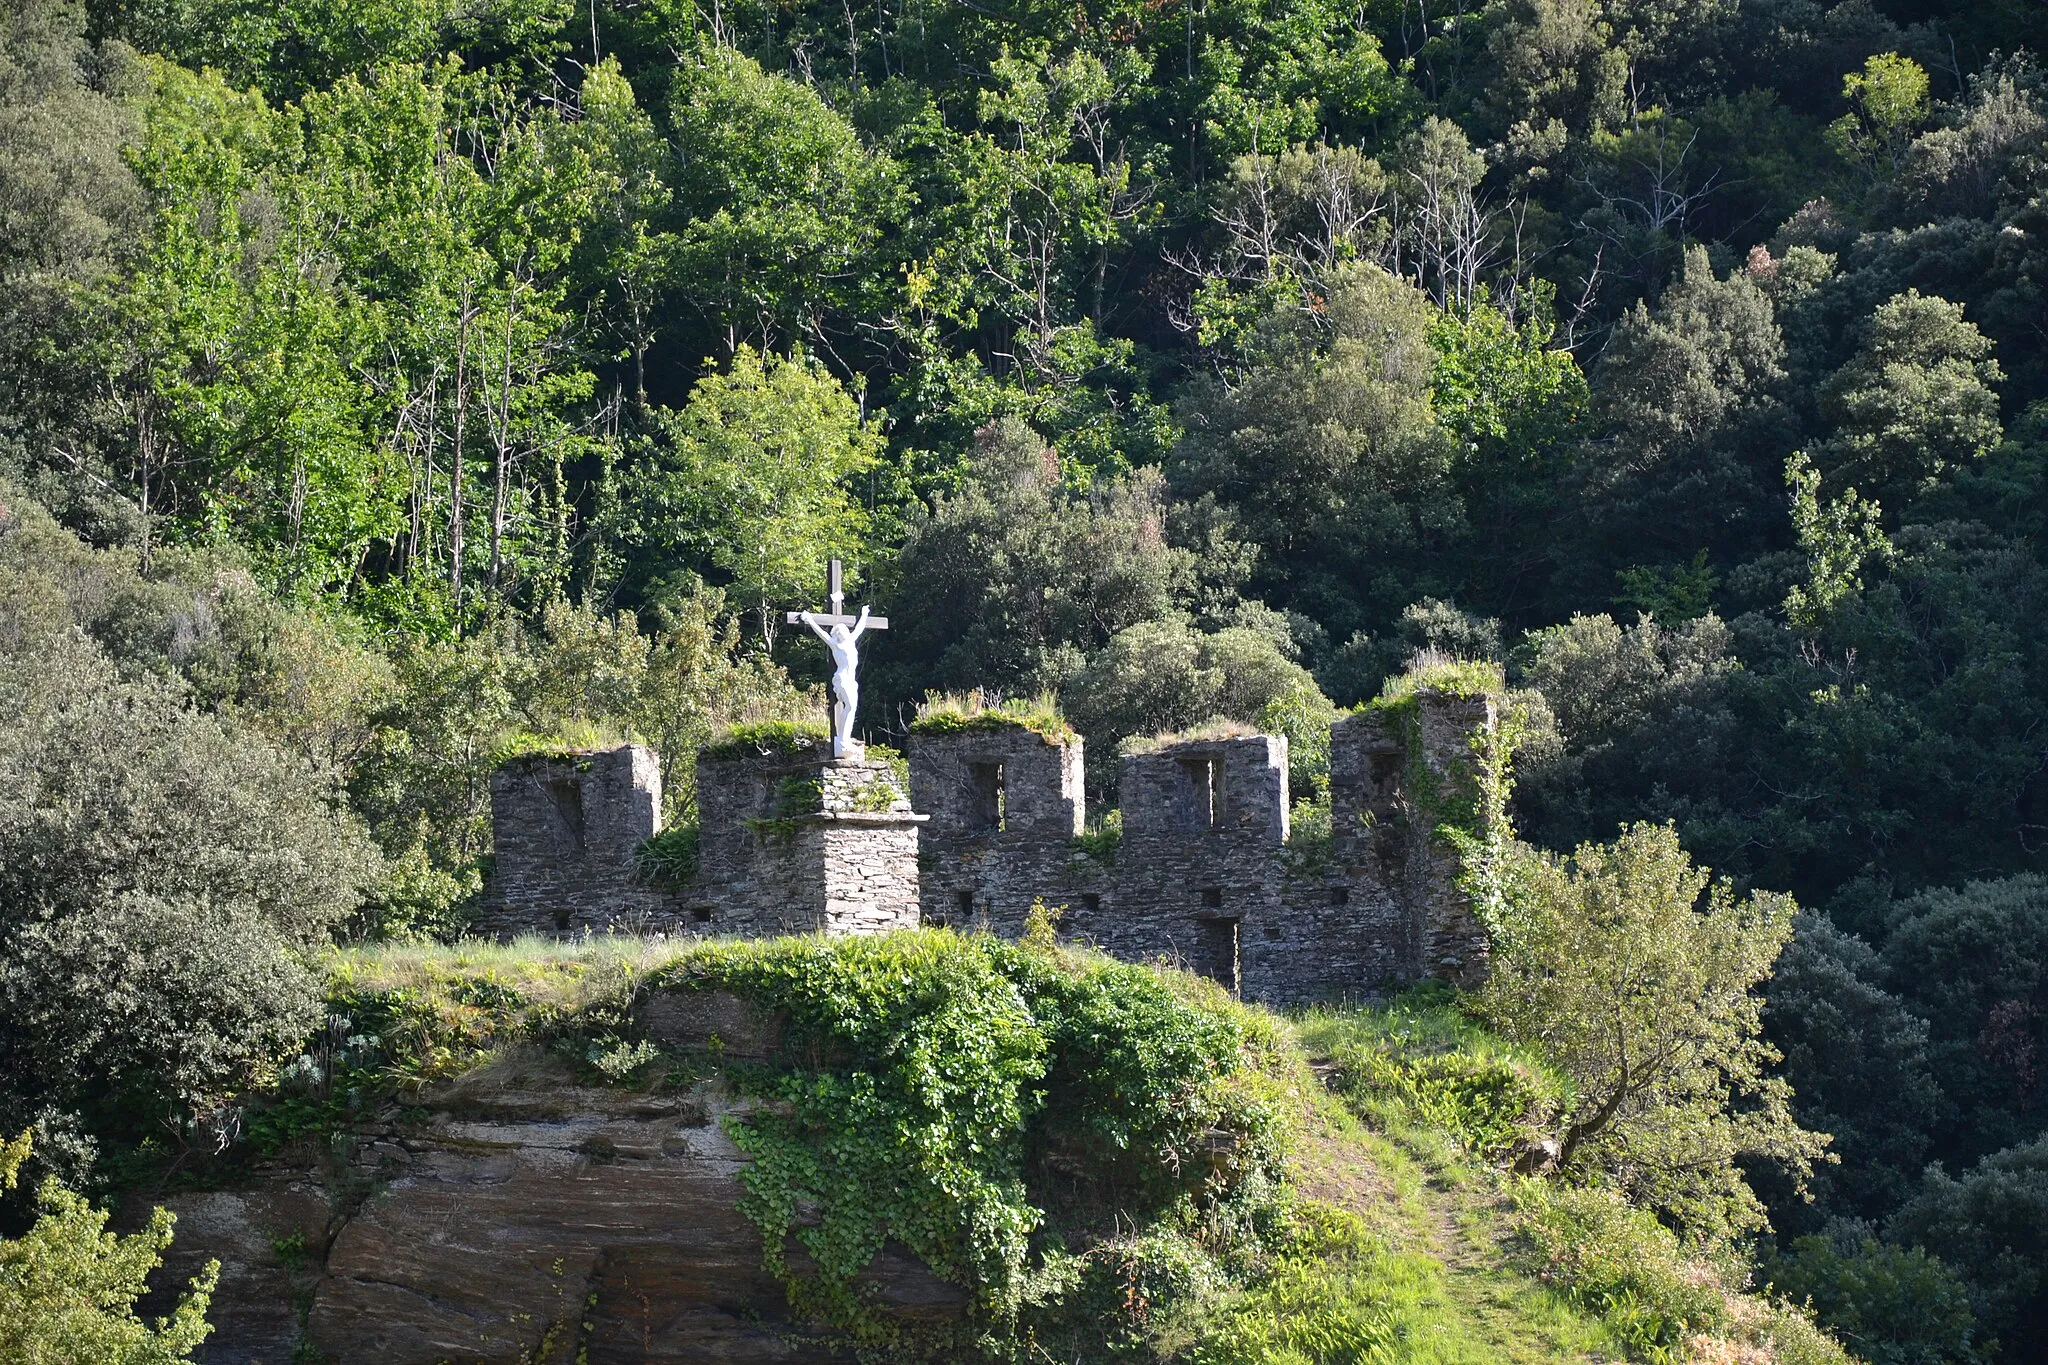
{"left": 161, "top": 1059, "right": 952, "bottom": 1361}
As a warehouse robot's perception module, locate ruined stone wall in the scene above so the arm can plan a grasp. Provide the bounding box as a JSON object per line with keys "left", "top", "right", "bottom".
{"left": 686, "top": 741, "right": 923, "bottom": 937}
{"left": 482, "top": 696, "right": 1497, "bottom": 1003}
{"left": 906, "top": 692, "right": 1498, "bottom": 1005}
{"left": 908, "top": 725, "right": 1086, "bottom": 935}
{"left": 478, "top": 746, "right": 677, "bottom": 937}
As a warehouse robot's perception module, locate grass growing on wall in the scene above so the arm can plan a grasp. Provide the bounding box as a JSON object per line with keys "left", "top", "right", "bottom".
{"left": 911, "top": 691, "right": 1074, "bottom": 742}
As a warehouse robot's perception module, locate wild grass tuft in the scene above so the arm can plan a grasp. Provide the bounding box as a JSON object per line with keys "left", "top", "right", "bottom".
{"left": 910, "top": 689, "right": 1073, "bottom": 741}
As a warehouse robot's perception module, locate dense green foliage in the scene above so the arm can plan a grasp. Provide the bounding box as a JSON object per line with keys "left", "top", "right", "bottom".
{"left": 0, "top": 1131, "right": 216, "bottom": 1364}
{"left": 4, "top": 0, "right": 2048, "bottom": 1356}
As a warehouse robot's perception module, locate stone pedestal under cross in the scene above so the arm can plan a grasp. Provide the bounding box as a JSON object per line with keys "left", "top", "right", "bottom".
{"left": 786, "top": 558, "right": 887, "bottom": 758}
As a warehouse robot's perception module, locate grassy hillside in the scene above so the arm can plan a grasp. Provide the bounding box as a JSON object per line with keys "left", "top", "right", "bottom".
{"left": 238, "top": 930, "right": 1851, "bottom": 1364}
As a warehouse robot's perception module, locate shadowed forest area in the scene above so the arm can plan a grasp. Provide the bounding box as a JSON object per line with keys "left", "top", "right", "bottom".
{"left": 3, "top": 0, "right": 2048, "bottom": 1358}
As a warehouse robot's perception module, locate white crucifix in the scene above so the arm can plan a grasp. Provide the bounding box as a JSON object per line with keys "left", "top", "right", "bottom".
{"left": 786, "top": 559, "right": 887, "bottom": 758}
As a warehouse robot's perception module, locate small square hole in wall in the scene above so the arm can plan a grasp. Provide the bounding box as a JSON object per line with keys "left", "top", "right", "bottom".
{"left": 692, "top": 906, "right": 714, "bottom": 923}
{"left": 1201, "top": 887, "right": 1223, "bottom": 909}
{"left": 1081, "top": 893, "right": 1102, "bottom": 912}
{"left": 1329, "top": 886, "right": 1350, "bottom": 906}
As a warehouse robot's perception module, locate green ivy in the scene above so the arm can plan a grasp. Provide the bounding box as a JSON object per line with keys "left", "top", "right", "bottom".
{"left": 745, "top": 775, "right": 826, "bottom": 837}
{"left": 644, "top": 932, "right": 1288, "bottom": 1360}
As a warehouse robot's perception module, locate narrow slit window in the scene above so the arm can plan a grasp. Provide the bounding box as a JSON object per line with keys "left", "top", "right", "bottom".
{"left": 546, "top": 777, "right": 587, "bottom": 852}
{"left": 1177, "top": 756, "right": 1223, "bottom": 828}
{"left": 956, "top": 889, "right": 976, "bottom": 915}
{"left": 969, "top": 762, "right": 1006, "bottom": 830}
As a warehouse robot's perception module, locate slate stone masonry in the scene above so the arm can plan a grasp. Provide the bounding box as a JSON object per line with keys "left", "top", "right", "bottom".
{"left": 484, "top": 691, "right": 1496, "bottom": 1004}
{"left": 676, "top": 739, "right": 925, "bottom": 938}
{"left": 910, "top": 690, "right": 1497, "bottom": 1005}
{"left": 476, "top": 746, "right": 674, "bottom": 937}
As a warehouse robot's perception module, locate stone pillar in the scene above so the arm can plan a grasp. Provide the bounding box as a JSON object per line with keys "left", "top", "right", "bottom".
{"left": 1411, "top": 689, "right": 1497, "bottom": 987}
{"left": 689, "top": 738, "right": 926, "bottom": 936}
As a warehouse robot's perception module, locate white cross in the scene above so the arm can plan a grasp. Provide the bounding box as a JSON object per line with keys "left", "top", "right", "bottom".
{"left": 786, "top": 559, "right": 887, "bottom": 757}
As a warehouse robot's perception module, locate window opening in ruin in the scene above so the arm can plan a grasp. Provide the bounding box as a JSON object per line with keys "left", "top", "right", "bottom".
{"left": 1201, "top": 886, "right": 1223, "bottom": 909}
{"left": 1196, "top": 917, "right": 1241, "bottom": 995}
{"left": 554, "top": 904, "right": 572, "bottom": 931}
{"left": 969, "top": 762, "right": 1006, "bottom": 830}
{"left": 956, "top": 889, "right": 975, "bottom": 915}
{"left": 546, "top": 777, "right": 587, "bottom": 853}
{"left": 1081, "top": 893, "right": 1101, "bottom": 912}
{"left": 1329, "top": 886, "right": 1350, "bottom": 906}
{"left": 1177, "top": 756, "right": 1223, "bottom": 828}
{"left": 692, "top": 906, "right": 713, "bottom": 923}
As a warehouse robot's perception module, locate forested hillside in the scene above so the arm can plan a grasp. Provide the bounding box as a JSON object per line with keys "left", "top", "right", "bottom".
{"left": 3, "top": 0, "right": 2048, "bottom": 1359}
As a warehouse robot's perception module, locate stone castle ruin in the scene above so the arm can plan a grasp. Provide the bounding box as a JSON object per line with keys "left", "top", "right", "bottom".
{"left": 481, "top": 690, "right": 1497, "bottom": 1006}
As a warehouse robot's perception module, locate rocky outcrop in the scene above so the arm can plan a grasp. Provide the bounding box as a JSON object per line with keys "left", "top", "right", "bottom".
{"left": 160, "top": 1049, "right": 956, "bottom": 1364}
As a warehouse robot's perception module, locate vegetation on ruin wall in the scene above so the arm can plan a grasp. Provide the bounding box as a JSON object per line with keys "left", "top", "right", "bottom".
{"left": 700, "top": 718, "right": 834, "bottom": 761}
{"left": 910, "top": 692, "right": 1075, "bottom": 743}
{"left": 1359, "top": 660, "right": 1513, "bottom": 852}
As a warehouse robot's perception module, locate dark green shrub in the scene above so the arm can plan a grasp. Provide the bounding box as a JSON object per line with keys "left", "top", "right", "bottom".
{"left": 0, "top": 630, "right": 379, "bottom": 1156}
{"left": 1761, "top": 1230, "right": 1983, "bottom": 1365}
{"left": 636, "top": 824, "right": 701, "bottom": 888}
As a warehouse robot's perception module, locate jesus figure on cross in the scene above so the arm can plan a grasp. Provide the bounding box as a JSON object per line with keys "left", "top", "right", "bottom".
{"left": 786, "top": 559, "right": 887, "bottom": 758}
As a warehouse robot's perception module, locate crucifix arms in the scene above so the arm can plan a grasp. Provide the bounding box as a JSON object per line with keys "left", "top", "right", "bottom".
{"left": 790, "top": 604, "right": 888, "bottom": 641}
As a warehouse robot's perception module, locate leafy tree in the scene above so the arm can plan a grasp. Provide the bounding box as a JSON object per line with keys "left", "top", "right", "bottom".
{"left": 1511, "top": 610, "right": 1744, "bottom": 853}
{"left": 1828, "top": 54, "right": 1933, "bottom": 185}
{"left": 877, "top": 418, "right": 1221, "bottom": 708}
{"left": 1579, "top": 245, "right": 1793, "bottom": 589}
{"left": 0, "top": 0, "right": 146, "bottom": 534}
{"left": 1888, "top": 1137, "right": 2048, "bottom": 1358}
{"left": 1172, "top": 263, "right": 1460, "bottom": 641}
{"left": 1879, "top": 876, "right": 2048, "bottom": 1169}
{"left": 1476, "top": 821, "right": 1824, "bottom": 1236}
{"left": 1761, "top": 1228, "right": 1984, "bottom": 1365}
{"left": 1896, "top": 62, "right": 2048, "bottom": 222}
{"left": 1814, "top": 290, "right": 2005, "bottom": 509}
{"left": 0, "top": 1130, "right": 216, "bottom": 1364}
{"left": 1318, "top": 595, "right": 1504, "bottom": 706}
{"left": 0, "top": 621, "right": 376, "bottom": 1144}
{"left": 623, "top": 346, "right": 881, "bottom": 645}
{"left": 1064, "top": 617, "right": 1335, "bottom": 798}
{"left": 666, "top": 42, "right": 905, "bottom": 357}
{"left": 1760, "top": 916, "right": 1942, "bottom": 1228}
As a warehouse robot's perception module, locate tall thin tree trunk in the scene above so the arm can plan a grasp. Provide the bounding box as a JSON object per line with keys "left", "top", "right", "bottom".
{"left": 135, "top": 395, "right": 154, "bottom": 572}
{"left": 451, "top": 293, "right": 473, "bottom": 617}
{"left": 489, "top": 293, "right": 516, "bottom": 596}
